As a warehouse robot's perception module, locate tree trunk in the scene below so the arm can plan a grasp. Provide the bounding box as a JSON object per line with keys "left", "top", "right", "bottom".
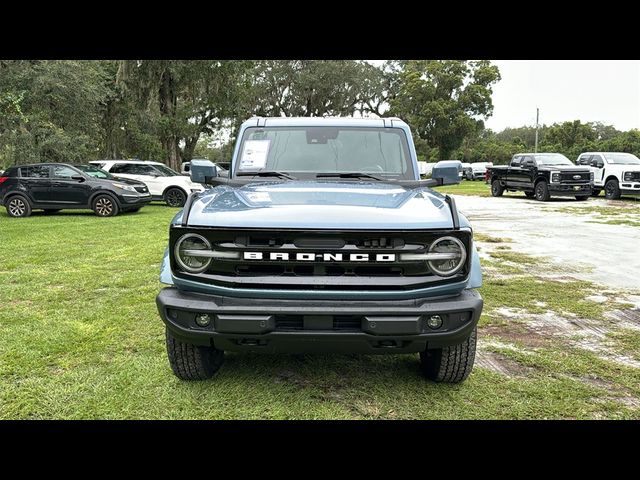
{"left": 182, "top": 135, "right": 199, "bottom": 162}
{"left": 158, "top": 64, "right": 181, "bottom": 170}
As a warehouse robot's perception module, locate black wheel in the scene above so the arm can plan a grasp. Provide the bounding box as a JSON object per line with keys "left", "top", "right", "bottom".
{"left": 524, "top": 191, "right": 535, "bottom": 198}
{"left": 92, "top": 194, "right": 119, "bottom": 217}
{"left": 165, "top": 188, "right": 187, "bottom": 207}
{"left": 604, "top": 179, "right": 621, "bottom": 200}
{"left": 166, "top": 328, "right": 224, "bottom": 380}
{"left": 491, "top": 180, "right": 504, "bottom": 197}
{"left": 420, "top": 327, "right": 477, "bottom": 383}
{"left": 535, "top": 181, "right": 550, "bottom": 201}
{"left": 575, "top": 195, "right": 589, "bottom": 201}
{"left": 6, "top": 195, "right": 32, "bottom": 218}
{"left": 591, "top": 189, "right": 601, "bottom": 197}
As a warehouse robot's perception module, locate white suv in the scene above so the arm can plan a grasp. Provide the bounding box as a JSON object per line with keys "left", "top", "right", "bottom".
{"left": 576, "top": 152, "right": 640, "bottom": 199}
{"left": 90, "top": 160, "right": 206, "bottom": 207}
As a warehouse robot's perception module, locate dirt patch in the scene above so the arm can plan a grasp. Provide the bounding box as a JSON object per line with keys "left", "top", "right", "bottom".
{"left": 480, "top": 323, "right": 552, "bottom": 349}
{"left": 606, "top": 309, "right": 640, "bottom": 331}
{"left": 475, "top": 350, "right": 534, "bottom": 377}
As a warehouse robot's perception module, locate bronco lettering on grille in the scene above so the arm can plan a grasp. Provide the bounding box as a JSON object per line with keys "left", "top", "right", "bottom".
{"left": 243, "top": 252, "right": 396, "bottom": 262}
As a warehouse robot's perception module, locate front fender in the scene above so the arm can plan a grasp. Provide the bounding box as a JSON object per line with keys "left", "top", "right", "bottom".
{"left": 160, "top": 248, "right": 174, "bottom": 285}
{"left": 467, "top": 243, "right": 482, "bottom": 289}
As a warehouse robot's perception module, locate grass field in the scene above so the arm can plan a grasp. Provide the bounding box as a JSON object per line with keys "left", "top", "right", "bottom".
{"left": 1, "top": 204, "right": 639, "bottom": 419}
{"left": 437, "top": 180, "right": 497, "bottom": 197}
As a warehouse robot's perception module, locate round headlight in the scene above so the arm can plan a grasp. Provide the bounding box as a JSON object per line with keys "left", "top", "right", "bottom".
{"left": 427, "top": 236, "right": 467, "bottom": 277}
{"left": 174, "top": 234, "right": 212, "bottom": 273}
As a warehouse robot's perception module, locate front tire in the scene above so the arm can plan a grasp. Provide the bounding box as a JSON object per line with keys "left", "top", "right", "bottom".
{"left": 92, "top": 194, "right": 119, "bottom": 217}
{"left": 165, "top": 188, "right": 187, "bottom": 207}
{"left": 491, "top": 180, "right": 504, "bottom": 197}
{"left": 6, "top": 195, "right": 32, "bottom": 218}
{"left": 604, "top": 179, "right": 621, "bottom": 200}
{"left": 166, "top": 329, "right": 224, "bottom": 380}
{"left": 420, "top": 327, "right": 477, "bottom": 383}
{"left": 535, "top": 181, "right": 550, "bottom": 201}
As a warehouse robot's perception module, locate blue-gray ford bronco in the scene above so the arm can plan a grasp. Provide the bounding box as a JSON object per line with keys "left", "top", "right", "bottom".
{"left": 156, "top": 117, "right": 483, "bottom": 383}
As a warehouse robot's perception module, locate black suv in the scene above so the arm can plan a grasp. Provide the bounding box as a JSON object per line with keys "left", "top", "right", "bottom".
{"left": 0, "top": 163, "right": 152, "bottom": 217}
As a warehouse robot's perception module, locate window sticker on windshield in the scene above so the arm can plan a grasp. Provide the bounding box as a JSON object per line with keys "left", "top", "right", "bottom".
{"left": 239, "top": 140, "right": 270, "bottom": 170}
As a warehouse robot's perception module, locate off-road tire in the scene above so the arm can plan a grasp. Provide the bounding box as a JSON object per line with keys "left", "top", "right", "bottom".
{"left": 166, "top": 328, "right": 224, "bottom": 380}
{"left": 6, "top": 195, "right": 32, "bottom": 218}
{"left": 165, "top": 187, "right": 187, "bottom": 207}
{"left": 491, "top": 180, "right": 504, "bottom": 197}
{"left": 92, "top": 194, "right": 119, "bottom": 217}
{"left": 420, "top": 327, "right": 477, "bottom": 383}
{"left": 535, "top": 180, "right": 550, "bottom": 201}
{"left": 524, "top": 191, "right": 535, "bottom": 198}
{"left": 604, "top": 179, "right": 621, "bottom": 200}
{"left": 575, "top": 195, "right": 589, "bottom": 201}
{"left": 591, "top": 189, "right": 601, "bottom": 197}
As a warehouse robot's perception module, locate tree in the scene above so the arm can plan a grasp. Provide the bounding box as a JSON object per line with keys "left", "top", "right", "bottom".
{"left": 388, "top": 60, "right": 501, "bottom": 160}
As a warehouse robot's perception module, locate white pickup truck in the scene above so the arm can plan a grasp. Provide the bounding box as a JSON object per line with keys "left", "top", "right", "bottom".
{"left": 576, "top": 152, "right": 640, "bottom": 199}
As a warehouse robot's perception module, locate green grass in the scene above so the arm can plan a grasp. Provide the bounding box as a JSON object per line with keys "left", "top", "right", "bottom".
{"left": 1, "top": 205, "right": 638, "bottom": 419}
{"left": 436, "top": 180, "right": 494, "bottom": 197}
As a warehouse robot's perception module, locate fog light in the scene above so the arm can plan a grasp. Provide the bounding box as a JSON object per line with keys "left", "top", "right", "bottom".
{"left": 427, "top": 315, "right": 443, "bottom": 330}
{"left": 195, "top": 313, "right": 211, "bottom": 327}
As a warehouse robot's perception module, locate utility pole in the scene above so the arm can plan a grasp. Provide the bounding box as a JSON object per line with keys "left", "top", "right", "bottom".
{"left": 534, "top": 107, "right": 539, "bottom": 153}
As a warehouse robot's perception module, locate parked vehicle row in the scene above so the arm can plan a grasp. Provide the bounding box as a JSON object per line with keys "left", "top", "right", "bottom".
{"left": 576, "top": 152, "right": 640, "bottom": 199}
{"left": 0, "top": 163, "right": 151, "bottom": 217}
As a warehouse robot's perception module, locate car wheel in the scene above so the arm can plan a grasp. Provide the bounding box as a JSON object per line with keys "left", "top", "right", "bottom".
{"left": 491, "top": 180, "right": 504, "bottom": 197}
{"left": 92, "top": 195, "right": 119, "bottom": 217}
{"left": 524, "top": 191, "right": 535, "bottom": 198}
{"left": 6, "top": 195, "right": 32, "bottom": 218}
{"left": 420, "top": 327, "right": 477, "bottom": 383}
{"left": 591, "top": 189, "right": 601, "bottom": 197}
{"left": 535, "top": 181, "right": 550, "bottom": 201}
{"left": 604, "top": 179, "right": 621, "bottom": 200}
{"left": 166, "top": 328, "right": 224, "bottom": 380}
{"left": 165, "top": 188, "right": 187, "bottom": 207}
{"left": 575, "top": 195, "right": 589, "bottom": 201}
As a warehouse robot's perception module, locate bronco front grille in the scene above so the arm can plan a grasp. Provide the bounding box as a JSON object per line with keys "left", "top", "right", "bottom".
{"left": 170, "top": 227, "right": 472, "bottom": 291}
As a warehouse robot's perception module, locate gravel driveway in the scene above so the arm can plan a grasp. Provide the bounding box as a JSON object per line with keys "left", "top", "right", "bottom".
{"left": 455, "top": 194, "right": 640, "bottom": 291}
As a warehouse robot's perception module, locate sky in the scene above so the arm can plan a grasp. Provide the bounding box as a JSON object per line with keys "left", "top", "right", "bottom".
{"left": 486, "top": 60, "right": 640, "bottom": 132}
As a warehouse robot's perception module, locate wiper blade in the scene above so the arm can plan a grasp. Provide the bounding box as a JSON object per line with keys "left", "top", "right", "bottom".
{"left": 236, "top": 171, "right": 296, "bottom": 180}
{"left": 316, "top": 172, "right": 384, "bottom": 181}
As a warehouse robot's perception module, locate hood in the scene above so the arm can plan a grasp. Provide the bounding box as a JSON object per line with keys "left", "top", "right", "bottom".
{"left": 184, "top": 181, "right": 462, "bottom": 230}
{"left": 104, "top": 176, "right": 146, "bottom": 187}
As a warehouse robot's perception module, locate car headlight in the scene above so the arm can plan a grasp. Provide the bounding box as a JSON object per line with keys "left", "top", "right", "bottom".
{"left": 174, "top": 234, "right": 212, "bottom": 273}
{"left": 113, "top": 182, "right": 137, "bottom": 192}
{"left": 427, "top": 236, "right": 467, "bottom": 277}
{"left": 624, "top": 172, "right": 633, "bottom": 181}
{"left": 551, "top": 172, "right": 561, "bottom": 183}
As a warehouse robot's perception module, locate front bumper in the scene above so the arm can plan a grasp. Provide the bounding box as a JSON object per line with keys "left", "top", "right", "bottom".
{"left": 120, "top": 192, "right": 152, "bottom": 205}
{"left": 156, "top": 287, "right": 483, "bottom": 354}
{"left": 621, "top": 181, "right": 640, "bottom": 195}
{"left": 549, "top": 183, "right": 592, "bottom": 196}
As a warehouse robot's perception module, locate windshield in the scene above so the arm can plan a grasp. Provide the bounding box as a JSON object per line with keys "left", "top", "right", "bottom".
{"left": 235, "top": 127, "right": 415, "bottom": 179}
{"left": 603, "top": 153, "right": 640, "bottom": 165}
{"left": 535, "top": 154, "right": 573, "bottom": 166}
{"left": 152, "top": 164, "right": 180, "bottom": 176}
{"left": 76, "top": 165, "right": 115, "bottom": 179}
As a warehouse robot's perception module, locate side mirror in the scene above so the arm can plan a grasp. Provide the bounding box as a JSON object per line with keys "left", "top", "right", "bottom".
{"left": 71, "top": 175, "right": 85, "bottom": 182}
{"left": 190, "top": 159, "right": 218, "bottom": 184}
{"left": 432, "top": 160, "right": 461, "bottom": 185}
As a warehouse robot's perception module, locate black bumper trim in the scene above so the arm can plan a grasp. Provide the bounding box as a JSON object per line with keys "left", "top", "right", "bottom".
{"left": 156, "top": 287, "right": 483, "bottom": 353}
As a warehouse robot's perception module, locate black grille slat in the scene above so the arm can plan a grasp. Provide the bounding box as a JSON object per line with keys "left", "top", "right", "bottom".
{"left": 560, "top": 172, "right": 590, "bottom": 183}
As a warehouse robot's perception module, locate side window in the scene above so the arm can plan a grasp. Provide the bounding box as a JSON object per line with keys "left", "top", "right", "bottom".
{"left": 137, "top": 165, "right": 160, "bottom": 176}
{"left": 577, "top": 155, "right": 591, "bottom": 166}
{"left": 52, "top": 165, "right": 78, "bottom": 178}
{"left": 20, "top": 165, "right": 50, "bottom": 178}
{"left": 111, "top": 163, "right": 136, "bottom": 174}
{"left": 510, "top": 156, "right": 521, "bottom": 167}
